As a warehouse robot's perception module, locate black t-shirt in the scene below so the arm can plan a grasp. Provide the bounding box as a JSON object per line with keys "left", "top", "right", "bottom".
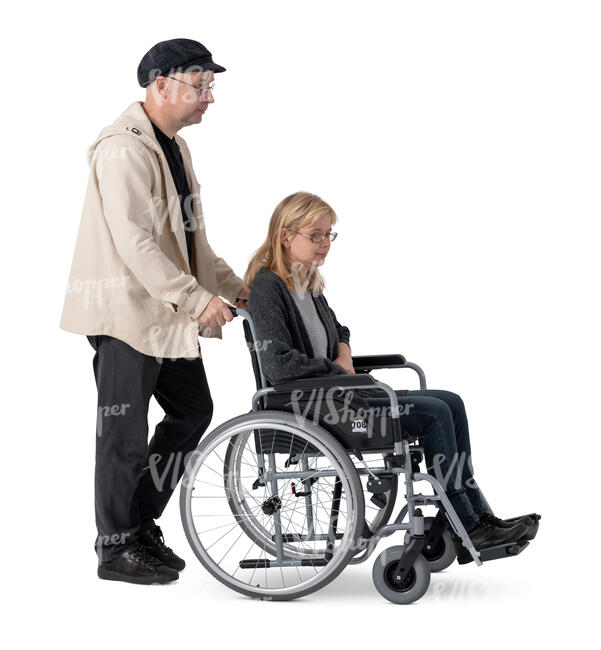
{"left": 151, "top": 122, "right": 195, "bottom": 266}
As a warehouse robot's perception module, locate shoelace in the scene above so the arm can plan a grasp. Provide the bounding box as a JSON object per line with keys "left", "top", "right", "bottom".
{"left": 479, "top": 512, "right": 504, "bottom": 527}
{"left": 472, "top": 514, "right": 498, "bottom": 531}
{"left": 149, "top": 527, "right": 174, "bottom": 554}
{"left": 131, "top": 544, "right": 162, "bottom": 569}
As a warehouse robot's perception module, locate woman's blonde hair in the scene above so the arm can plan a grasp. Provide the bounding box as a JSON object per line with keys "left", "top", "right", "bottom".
{"left": 244, "top": 191, "right": 338, "bottom": 294}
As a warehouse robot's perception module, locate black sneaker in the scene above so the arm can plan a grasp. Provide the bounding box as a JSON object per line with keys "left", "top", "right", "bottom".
{"left": 138, "top": 524, "right": 186, "bottom": 571}
{"left": 453, "top": 518, "right": 529, "bottom": 565}
{"left": 97, "top": 541, "right": 179, "bottom": 584}
{"left": 479, "top": 511, "right": 540, "bottom": 540}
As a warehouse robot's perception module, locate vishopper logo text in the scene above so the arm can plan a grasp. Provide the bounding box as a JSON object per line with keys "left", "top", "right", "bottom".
{"left": 143, "top": 321, "right": 201, "bottom": 363}
{"left": 140, "top": 193, "right": 206, "bottom": 236}
{"left": 96, "top": 402, "right": 132, "bottom": 438}
{"left": 94, "top": 147, "right": 205, "bottom": 237}
{"left": 428, "top": 451, "right": 480, "bottom": 492}
{"left": 246, "top": 338, "right": 273, "bottom": 353}
{"left": 95, "top": 531, "right": 132, "bottom": 548}
{"left": 429, "top": 578, "right": 495, "bottom": 600}
{"left": 145, "top": 65, "right": 212, "bottom": 106}
{"left": 286, "top": 387, "right": 414, "bottom": 440}
{"left": 147, "top": 450, "right": 199, "bottom": 492}
{"left": 288, "top": 260, "right": 321, "bottom": 297}
{"left": 67, "top": 274, "right": 130, "bottom": 311}
{"left": 92, "top": 146, "right": 132, "bottom": 163}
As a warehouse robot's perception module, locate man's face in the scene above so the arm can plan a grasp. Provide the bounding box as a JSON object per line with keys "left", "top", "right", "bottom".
{"left": 165, "top": 69, "right": 215, "bottom": 127}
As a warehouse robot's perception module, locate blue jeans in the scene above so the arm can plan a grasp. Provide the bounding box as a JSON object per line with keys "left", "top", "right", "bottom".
{"left": 364, "top": 389, "right": 491, "bottom": 529}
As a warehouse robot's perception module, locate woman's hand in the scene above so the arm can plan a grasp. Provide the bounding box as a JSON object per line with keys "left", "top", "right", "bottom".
{"left": 334, "top": 342, "right": 355, "bottom": 374}
{"left": 235, "top": 287, "right": 250, "bottom": 308}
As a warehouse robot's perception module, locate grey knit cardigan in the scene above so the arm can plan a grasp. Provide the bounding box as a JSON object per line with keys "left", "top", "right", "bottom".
{"left": 246, "top": 266, "right": 351, "bottom": 386}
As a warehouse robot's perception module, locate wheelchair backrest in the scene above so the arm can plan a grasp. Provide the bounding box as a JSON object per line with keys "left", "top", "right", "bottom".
{"left": 241, "top": 313, "right": 270, "bottom": 390}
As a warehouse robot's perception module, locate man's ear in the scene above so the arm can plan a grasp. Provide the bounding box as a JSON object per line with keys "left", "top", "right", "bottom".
{"left": 155, "top": 76, "right": 171, "bottom": 98}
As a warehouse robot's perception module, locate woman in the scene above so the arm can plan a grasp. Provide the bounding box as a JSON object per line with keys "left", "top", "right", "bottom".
{"left": 245, "top": 191, "right": 539, "bottom": 559}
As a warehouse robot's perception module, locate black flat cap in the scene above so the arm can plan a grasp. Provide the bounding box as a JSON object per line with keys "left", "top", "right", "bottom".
{"left": 137, "top": 38, "right": 226, "bottom": 88}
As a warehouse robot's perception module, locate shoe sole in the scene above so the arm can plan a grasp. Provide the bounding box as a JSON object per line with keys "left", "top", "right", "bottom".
{"left": 156, "top": 559, "right": 186, "bottom": 571}
{"left": 522, "top": 519, "right": 539, "bottom": 541}
{"left": 455, "top": 545, "right": 475, "bottom": 565}
{"left": 97, "top": 566, "right": 179, "bottom": 585}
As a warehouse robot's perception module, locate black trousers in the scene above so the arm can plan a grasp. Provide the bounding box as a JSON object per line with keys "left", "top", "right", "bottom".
{"left": 87, "top": 335, "right": 213, "bottom": 564}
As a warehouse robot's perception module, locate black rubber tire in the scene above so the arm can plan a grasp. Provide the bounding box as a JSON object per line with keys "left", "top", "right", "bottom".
{"left": 404, "top": 516, "right": 457, "bottom": 572}
{"left": 372, "top": 545, "right": 431, "bottom": 604}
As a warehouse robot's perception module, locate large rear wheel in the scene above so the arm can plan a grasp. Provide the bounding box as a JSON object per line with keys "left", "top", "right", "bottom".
{"left": 181, "top": 411, "right": 365, "bottom": 601}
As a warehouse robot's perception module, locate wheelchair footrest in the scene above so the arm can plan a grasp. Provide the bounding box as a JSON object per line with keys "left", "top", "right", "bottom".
{"left": 479, "top": 539, "right": 530, "bottom": 562}
{"left": 239, "top": 558, "right": 329, "bottom": 569}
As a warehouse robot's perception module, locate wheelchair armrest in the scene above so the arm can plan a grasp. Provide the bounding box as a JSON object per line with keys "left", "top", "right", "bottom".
{"left": 352, "top": 354, "right": 407, "bottom": 373}
{"left": 270, "top": 374, "right": 377, "bottom": 394}
{"left": 352, "top": 354, "right": 427, "bottom": 389}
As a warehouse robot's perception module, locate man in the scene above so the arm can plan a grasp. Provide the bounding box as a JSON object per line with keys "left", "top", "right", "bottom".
{"left": 60, "top": 38, "right": 249, "bottom": 585}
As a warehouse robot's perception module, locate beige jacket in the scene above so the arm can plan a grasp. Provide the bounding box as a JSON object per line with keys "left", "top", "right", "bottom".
{"left": 59, "top": 101, "right": 245, "bottom": 358}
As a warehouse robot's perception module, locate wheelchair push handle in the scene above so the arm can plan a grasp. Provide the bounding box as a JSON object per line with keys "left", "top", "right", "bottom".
{"left": 227, "top": 304, "right": 239, "bottom": 318}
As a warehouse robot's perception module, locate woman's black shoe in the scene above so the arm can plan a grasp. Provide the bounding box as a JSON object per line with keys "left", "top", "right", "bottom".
{"left": 453, "top": 519, "right": 529, "bottom": 565}
{"left": 97, "top": 541, "right": 179, "bottom": 584}
{"left": 138, "top": 524, "right": 186, "bottom": 571}
{"left": 479, "top": 511, "right": 540, "bottom": 540}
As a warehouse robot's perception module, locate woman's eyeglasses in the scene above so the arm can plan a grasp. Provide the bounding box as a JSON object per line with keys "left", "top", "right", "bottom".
{"left": 290, "top": 231, "right": 338, "bottom": 244}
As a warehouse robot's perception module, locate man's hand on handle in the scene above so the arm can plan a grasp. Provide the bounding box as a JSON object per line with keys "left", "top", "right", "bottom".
{"left": 194, "top": 296, "right": 235, "bottom": 328}
{"left": 189, "top": 289, "right": 248, "bottom": 328}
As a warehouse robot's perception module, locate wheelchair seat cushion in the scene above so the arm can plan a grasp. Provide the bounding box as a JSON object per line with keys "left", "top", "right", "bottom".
{"left": 262, "top": 387, "right": 417, "bottom": 451}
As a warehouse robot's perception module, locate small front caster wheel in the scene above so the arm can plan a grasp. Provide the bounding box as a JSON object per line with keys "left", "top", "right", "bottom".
{"left": 372, "top": 545, "right": 431, "bottom": 604}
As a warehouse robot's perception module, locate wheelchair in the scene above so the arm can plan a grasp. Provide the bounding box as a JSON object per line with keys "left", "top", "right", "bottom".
{"left": 180, "top": 307, "right": 531, "bottom": 603}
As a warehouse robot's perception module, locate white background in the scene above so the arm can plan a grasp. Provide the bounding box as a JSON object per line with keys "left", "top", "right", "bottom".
{"left": 3, "top": 0, "right": 599, "bottom": 647}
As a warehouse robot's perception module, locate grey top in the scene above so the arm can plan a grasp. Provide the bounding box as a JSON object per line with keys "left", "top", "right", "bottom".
{"left": 290, "top": 287, "right": 328, "bottom": 359}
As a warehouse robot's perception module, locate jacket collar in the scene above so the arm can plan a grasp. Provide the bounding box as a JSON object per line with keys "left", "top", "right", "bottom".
{"left": 87, "top": 101, "right": 161, "bottom": 162}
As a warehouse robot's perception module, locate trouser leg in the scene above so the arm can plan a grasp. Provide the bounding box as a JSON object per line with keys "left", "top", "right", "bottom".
{"left": 135, "top": 353, "right": 214, "bottom": 529}
{"left": 407, "top": 389, "right": 492, "bottom": 516}
{"left": 384, "top": 392, "right": 480, "bottom": 529}
{"left": 87, "top": 335, "right": 161, "bottom": 564}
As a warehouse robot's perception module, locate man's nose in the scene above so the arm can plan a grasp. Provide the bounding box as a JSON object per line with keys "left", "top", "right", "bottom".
{"left": 202, "top": 89, "right": 215, "bottom": 104}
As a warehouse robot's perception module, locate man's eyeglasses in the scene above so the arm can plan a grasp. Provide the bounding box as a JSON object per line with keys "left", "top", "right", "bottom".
{"left": 163, "top": 75, "right": 215, "bottom": 95}
{"left": 290, "top": 230, "right": 338, "bottom": 244}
